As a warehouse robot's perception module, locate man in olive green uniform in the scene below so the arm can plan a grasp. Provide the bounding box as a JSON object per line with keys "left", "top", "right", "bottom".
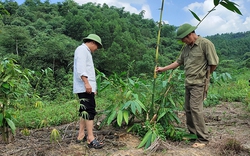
{"left": 156, "top": 23, "right": 219, "bottom": 146}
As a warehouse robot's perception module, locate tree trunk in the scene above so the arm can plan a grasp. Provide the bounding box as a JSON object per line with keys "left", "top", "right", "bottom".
{"left": 15, "top": 39, "right": 19, "bottom": 56}
{"left": 0, "top": 119, "right": 14, "bottom": 143}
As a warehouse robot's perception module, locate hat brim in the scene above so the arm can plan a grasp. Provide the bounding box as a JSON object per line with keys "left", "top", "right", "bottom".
{"left": 175, "top": 26, "right": 197, "bottom": 39}
{"left": 83, "top": 37, "right": 103, "bottom": 48}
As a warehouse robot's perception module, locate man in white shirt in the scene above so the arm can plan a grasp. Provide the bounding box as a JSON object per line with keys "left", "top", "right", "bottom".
{"left": 73, "top": 34, "right": 104, "bottom": 149}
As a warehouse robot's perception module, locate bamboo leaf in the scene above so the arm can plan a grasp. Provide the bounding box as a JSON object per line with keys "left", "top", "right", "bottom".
{"left": 157, "top": 111, "right": 166, "bottom": 122}
{"left": 145, "top": 133, "right": 152, "bottom": 149}
{"left": 122, "top": 101, "right": 132, "bottom": 109}
{"left": 0, "top": 113, "right": 3, "bottom": 126}
{"left": 131, "top": 102, "right": 136, "bottom": 114}
{"left": 151, "top": 132, "right": 157, "bottom": 143}
{"left": 125, "top": 90, "right": 132, "bottom": 99}
{"left": 2, "top": 82, "right": 10, "bottom": 89}
{"left": 225, "top": 72, "right": 232, "bottom": 79}
{"left": 123, "top": 110, "right": 129, "bottom": 125}
{"left": 183, "top": 133, "right": 198, "bottom": 140}
{"left": 134, "top": 101, "right": 142, "bottom": 113}
{"left": 169, "top": 113, "right": 175, "bottom": 122}
{"left": 214, "top": 0, "right": 220, "bottom": 6}
{"left": 3, "top": 75, "right": 11, "bottom": 82}
{"left": 107, "top": 110, "right": 117, "bottom": 125}
{"left": 170, "top": 128, "right": 175, "bottom": 137}
{"left": 138, "top": 130, "right": 152, "bottom": 148}
{"left": 220, "top": 1, "right": 242, "bottom": 15}
{"left": 117, "top": 110, "right": 123, "bottom": 127}
{"left": 128, "top": 78, "right": 134, "bottom": 86}
{"left": 189, "top": 9, "right": 201, "bottom": 21}
{"left": 135, "top": 99, "right": 146, "bottom": 111}
{"left": 168, "top": 96, "right": 176, "bottom": 107}
{"left": 6, "top": 118, "right": 16, "bottom": 135}
{"left": 173, "top": 113, "right": 181, "bottom": 124}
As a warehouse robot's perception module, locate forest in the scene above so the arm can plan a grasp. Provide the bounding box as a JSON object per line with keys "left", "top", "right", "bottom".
{"left": 0, "top": 0, "right": 250, "bottom": 153}
{"left": 0, "top": 0, "right": 249, "bottom": 98}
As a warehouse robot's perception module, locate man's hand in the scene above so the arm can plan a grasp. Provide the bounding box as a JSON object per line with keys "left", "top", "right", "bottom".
{"left": 155, "top": 67, "right": 165, "bottom": 72}
{"left": 85, "top": 83, "right": 92, "bottom": 94}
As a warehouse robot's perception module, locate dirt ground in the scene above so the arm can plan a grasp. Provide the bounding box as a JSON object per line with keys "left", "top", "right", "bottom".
{"left": 1, "top": 102, "right": 250, "bottom": 156}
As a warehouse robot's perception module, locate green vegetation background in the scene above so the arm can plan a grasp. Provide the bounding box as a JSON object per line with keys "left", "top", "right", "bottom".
{"left": 0, "top": 0, "right": 249, "bottom": 129}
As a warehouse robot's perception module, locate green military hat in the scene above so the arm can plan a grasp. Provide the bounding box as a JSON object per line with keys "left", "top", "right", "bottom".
{"left": 83, "top": 34, "right": 103, "bottom": 48}
{"left": 176, "top": 23, "right": 197, "bottom": 39}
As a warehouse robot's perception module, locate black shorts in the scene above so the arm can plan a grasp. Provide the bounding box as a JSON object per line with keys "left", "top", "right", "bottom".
{"left": 77, "top": 92, "right": 97, "bottom": 120}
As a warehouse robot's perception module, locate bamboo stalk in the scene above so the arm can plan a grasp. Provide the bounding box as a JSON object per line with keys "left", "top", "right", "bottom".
{"left": 151, "top": 0, "right": 165, "bottom": 118}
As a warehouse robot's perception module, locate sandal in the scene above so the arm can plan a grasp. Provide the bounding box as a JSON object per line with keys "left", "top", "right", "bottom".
{"left": 76, "top": 135, "right": 87, "bottom": 143}
{"left": 88, "top": 138, "right": 104, "bottom": 149}
{"left": 192, "top": 143, "right": 206, "bottom": 148}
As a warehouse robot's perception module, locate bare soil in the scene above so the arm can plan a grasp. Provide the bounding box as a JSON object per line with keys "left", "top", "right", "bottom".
{"left": 1, "top": 102, "right": 250, "bottom": 156}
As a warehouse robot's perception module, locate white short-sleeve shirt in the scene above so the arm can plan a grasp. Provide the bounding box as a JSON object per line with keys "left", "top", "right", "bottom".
{"left": 73, "top": 44, "right": 96, "bottom": 93}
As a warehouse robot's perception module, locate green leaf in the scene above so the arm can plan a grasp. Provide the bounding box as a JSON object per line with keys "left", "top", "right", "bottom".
{"left": 135, "top": 99, "right": 146, "bottom": 111}
{"left": 214, "top": 0, "right": 220, "bottom": 6}
{"left": 122, "top": 101, "right": 132, "bottom": 109}
{"left": 157, "top": 111, "right": 166, "bottom": 122}
{"left": 123, "top": 110, "right": 129, "bottom": 125}
{"left": 125, "top": 90, "right": 132, "bottom": 99}
{"left": 117, "top": 110, "right": 123, "bottom": 127}
{"left": 183, "top": 133, "right": 198, "bottom": 140}
{"left": 145, "top": 133, "right": 152, "bottom": 149}
{"left": 189, "top": 9, "right": 201, "bottom": 21}
{"left": 168, "top": 96, "right": 176, "bottom": 107}
{"left": 131, "top": 102, "right": 136, "bottom": 114}
{"left": 220, "top": 1, "right": 242, "bottom": 15}
{"left": 2, "top": 82, "right": 10, "bottom": 89}
{"left": 162, "top": 80, "right": 167, "bottom": 88}
{"left": 3, "top": 75, "right": 11, "bottom": 82}
{"left": 107, "top": 110, "right": 117, "bottom": 125}
{"left": 128, "top": 78, "right": 134, "bottom": 86}
{"left": 6, "top": 118, "right": 16, "bottom": 135}
{"left": 169, "top": 113, "right": 175, "bottom": 122}
{"left": 0, "top": 113, "right": 3, "bottom": 126}
{"left": 138, "top": 130, "right": 152, "bottom": 148}
{"left": 225, "top": 72, "right": 232, "bottom": 79}
{"left": 151, "top": 132, "right": 157, "bottom": 143}
{"left": 173, "top": 113, "right": 181, "bottom": 124}
{"left": 134, "top": 101, "right": 142, "bottom": 113}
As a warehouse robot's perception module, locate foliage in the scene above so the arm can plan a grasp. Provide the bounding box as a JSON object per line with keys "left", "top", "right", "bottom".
{"left": 0, "top": 0, "right": 247, "bottom": 103}
{"left": 98, "top": 73, "right": 149, "bottom": 128}
{"left": 0, "top": 0, "right": 248, "bottom": 149}
{"left": 14, "top": 99, "right": 79, "bottom": 128}
{"left": 139, "top": 0, "right": 244, "bottom": 149}
{"left": 204, "top": 71, "right": 232, "bottom": 106}
{"left": 0, "top": 58, "right": 31, "bottom": 142}
{"left": 50, "top": 128, "right": 61, "bottom": 143}
{"left": 99, "top": 69, "right": 186, "bottom": 147}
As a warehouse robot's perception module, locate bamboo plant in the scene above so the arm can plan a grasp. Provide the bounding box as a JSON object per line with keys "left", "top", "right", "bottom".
{"left": 144, "top": 0, "right": 243, "bottom": 149}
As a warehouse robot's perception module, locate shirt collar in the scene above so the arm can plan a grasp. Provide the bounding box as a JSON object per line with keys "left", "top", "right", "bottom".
{"left": 82, "top": 43, "right": 91, "bottom": 53}
{"left": 194, "top": 36, "right": 202, "bottom": 46}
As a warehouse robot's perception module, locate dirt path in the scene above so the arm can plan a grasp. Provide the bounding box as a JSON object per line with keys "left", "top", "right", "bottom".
{"left": 1, "top": 102, "right": 250, "bottom": 156}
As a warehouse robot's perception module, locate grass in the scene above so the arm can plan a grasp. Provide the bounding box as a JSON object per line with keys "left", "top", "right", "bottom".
{"left": 13, "top": 99, "right": 79, "bottom": 128}
{"left": 219, "top": 138, "right": 244, "bottom": 155}
{"left": 205, "top": 70, "right": 250, "bottom": 107}
{"left": 12, "top": 92, "right": 113, "bottom": 129}
{"left": 9, "top": 69, "right": 250, "bottom": 129}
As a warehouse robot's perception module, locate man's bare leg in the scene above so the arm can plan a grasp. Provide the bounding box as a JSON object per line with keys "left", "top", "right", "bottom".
{"left": 85, "top": 120, "right": 95, "bottom": 142}
{"left": 77, "top": 118, "right": 86, "bottom": 140}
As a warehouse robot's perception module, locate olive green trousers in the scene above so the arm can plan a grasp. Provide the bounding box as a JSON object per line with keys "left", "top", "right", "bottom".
{"left": 185, "top": 85, "right": 209, "bottom": 141}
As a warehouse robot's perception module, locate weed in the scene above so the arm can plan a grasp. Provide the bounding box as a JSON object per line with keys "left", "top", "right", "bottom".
{"left": 50, "top": 128, "right": 61, "bottom": 143}
{"left": 219, "top": 138, "right": 243, "bottom": 155}
{"left": 21, "top": 128, "right": 30, "bottom": 136}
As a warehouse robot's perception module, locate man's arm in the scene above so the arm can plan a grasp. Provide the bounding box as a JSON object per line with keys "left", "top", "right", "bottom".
{"left": 210, "top": 65, "right": 217, "bottom": 73}
{"left": 81, "top": 75, "right": 92, "bottom": 94}
{"left": 156, "top": 61, "right": 180, "bottom": 72}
